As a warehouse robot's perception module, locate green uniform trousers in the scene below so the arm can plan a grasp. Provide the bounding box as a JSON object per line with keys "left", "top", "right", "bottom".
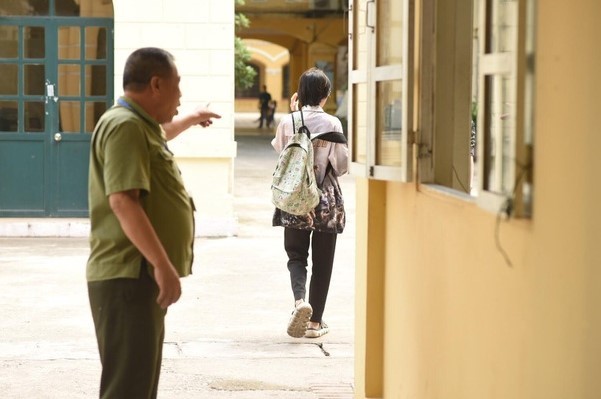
{"left": 88, "top": 267, "right": 166, "bottom": 399}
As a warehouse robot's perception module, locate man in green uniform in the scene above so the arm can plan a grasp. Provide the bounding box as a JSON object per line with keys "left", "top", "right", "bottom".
{"left": 87, "top": 47, "right": 220, "bottom": 399}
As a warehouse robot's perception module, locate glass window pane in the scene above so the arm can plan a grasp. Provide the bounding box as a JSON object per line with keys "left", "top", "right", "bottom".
{"left": 86, "top": 27, "right": 107, "bottom": 60}
{"left": 24, "top": 64, "right": 45, "bottom": 95}
{"left": 58, "top": 64, "right": 81, "bottom": 96}
{"left": 24, "top": 101, "right": 45, "bottom": 132}
{"left": 0, "top": 0, "right": 49, "bottom": 16}
{"left": 0, "top": 64, "right": 18, "bottom": 95}
{"left": 376, "top": 80, "right": 402, "bottom": 166}
{"left": 58, "top": 26, "right": 80, "bottom": 60}
{"left": 62, "top": 0, "right": 114, "bottom": 17}
{"left": 352, "top": 83, "right": 367, "bottom": 164}
{"left": 24, "top": 26, "right": 45, "bottom": 58}
{"left": 483, "top": 74, "right": 515, "bottom": 194}
{"left": 353, "top": 0, "right": 370, "bottom": 70}
{"left": 486, "top": 0, "right": 518, "bottom": 54}
{"left": 0, "top": 101, "right": 18, "bottom": 132}
{"left": 377, "top": 0, "right": 403, "bottom": 66}
{"left": 55, "top": 0, "right": 80, "bottom": 16}
{"left": 85, "top": 102, "right": 107, "bottom": 132}
{"left": 59, "top": 101, "right": 81, "bottom": 133}
{"left": 86, "top": 65, "right": 106, "bottom": 96}
{"left": 0, "top": 26, "right": 18, "bottom": 58}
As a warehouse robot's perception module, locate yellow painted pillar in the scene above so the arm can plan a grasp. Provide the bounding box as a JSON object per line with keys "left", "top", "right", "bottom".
{"left": 355, "top": 178, "right": 385, "bottom": 398}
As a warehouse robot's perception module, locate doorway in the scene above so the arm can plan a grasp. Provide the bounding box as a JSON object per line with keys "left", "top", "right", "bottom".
{"left": 0, "top": 2, "right": 113, "bottom": 217}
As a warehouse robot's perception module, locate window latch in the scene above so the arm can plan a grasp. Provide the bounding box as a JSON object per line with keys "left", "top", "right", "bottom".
{"left": 366, "top": 0, "right": 375, "bottom": 33}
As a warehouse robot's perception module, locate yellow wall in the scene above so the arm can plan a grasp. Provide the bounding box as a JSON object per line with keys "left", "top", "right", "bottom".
{"left": 236, "top": 39, "right": 289, "bottom": 113}
{"left": 235, "top": 36, "right": 343, "bottom": 114}
{"left": 355, "top": 1, "right": 601, "bottom": 398}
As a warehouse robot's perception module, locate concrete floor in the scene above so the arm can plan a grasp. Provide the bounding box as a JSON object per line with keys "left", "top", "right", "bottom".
{"left": 0, "top": 127, "right": 356, "bottom": 398}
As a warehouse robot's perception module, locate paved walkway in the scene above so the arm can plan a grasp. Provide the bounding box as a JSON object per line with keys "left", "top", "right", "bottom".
{"left": 0, "top": 127, "right": 356, "bottom": 398}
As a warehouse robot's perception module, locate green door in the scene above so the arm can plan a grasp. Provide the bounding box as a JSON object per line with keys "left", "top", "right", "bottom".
{"left": 0, "top": 12, "right": 113, "bottom": 217}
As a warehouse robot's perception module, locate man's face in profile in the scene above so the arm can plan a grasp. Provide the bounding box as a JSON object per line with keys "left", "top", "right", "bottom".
{"left": 156, "top": 63, "right": 181, "bottom": 124}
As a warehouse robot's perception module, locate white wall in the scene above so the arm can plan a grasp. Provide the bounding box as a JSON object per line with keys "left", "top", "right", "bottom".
{"left": 113, "top": 0, "right": 237, "bottom": 236}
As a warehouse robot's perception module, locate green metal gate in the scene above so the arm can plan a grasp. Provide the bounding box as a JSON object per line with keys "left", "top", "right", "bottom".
{"left": 0, "top": 12, "right": 113, "bottom": 217}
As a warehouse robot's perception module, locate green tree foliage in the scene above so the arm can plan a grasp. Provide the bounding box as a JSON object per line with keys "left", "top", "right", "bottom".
{"left": 235, "top": 0, "right": 257, "bottom": 90}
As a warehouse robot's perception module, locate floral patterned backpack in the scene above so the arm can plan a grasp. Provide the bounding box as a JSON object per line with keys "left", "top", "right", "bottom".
{"left": 271, "top": 110, "right": 320, "bottom": 215}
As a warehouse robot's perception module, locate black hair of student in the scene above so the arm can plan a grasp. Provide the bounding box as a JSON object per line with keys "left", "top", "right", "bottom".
{"left": 297, "top": 67, "right": 331, "bottom": 107}
{"left": 123, "top": 47, "right": 175, "bottom": 92}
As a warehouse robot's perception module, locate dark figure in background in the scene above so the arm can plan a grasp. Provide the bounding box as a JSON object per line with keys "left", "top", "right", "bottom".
{"left": 258, "top": 85, "right": 272, "bottom": 128}
{"left": 266, "top": 99, "right": 277, "bottom": 128}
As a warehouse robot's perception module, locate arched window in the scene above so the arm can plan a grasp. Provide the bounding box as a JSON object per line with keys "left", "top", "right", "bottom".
{"left": 235, "top": 62, "right": 260, "bottom": 98}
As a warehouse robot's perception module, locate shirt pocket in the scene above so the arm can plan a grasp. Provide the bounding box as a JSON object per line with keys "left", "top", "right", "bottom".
{"left": 154, "top": 145, "right": 177, "bottom": 172}
{"left": 150, "top": 144, "right": 185, "bottom": 188}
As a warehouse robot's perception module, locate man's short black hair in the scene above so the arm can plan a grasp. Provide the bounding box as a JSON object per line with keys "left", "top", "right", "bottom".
{"left": 297, "top": 67, "right": 331, "bottom": 107}
{"left": 123, "top": 47, "right": 175, "bottom": 92}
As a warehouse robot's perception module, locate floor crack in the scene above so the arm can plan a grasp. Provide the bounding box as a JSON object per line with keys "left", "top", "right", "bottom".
{"left": 165, "top": 341, "right": 183, "bottom": 355}
{"left": 315, "top": 342, "right": 330, "bottom": 357}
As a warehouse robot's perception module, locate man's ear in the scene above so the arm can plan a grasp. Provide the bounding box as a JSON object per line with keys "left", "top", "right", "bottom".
{"left": 149, "top": 76, "right": 161, "bottom": 94}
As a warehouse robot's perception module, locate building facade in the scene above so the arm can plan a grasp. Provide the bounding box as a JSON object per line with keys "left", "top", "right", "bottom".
{"left": 350, "top": 0, "right": 601, "bottom": 398}
{"left": 235, "top": 0, "right": 347, "bottom": 115}
{"left": 0, "top": 0, "right": 237, "bottom": 236}
{"left": 234, "top": 38, "right": 290, "bottom": 113}
{"left": 4, "top": 0, "right": 601, "bottom": 397}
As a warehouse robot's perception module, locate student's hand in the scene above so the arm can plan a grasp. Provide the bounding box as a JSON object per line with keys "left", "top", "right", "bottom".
{"left": 290, "top": 92, "right": 299, "bottom": 112}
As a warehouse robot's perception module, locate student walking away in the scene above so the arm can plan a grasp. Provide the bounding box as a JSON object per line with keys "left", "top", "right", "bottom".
{"left": 258, "top": 85, "right": 272, "bottom": 128}
{"left": 87, "top": 47, "right": 220, "bottom": 399}
{"left": 271, "top": 67, "right": 349, "bottom": 339}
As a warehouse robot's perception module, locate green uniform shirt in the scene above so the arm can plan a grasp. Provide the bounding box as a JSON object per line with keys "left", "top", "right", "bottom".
{"left": 87, "top": 97, "right": 195, "bottom": 281}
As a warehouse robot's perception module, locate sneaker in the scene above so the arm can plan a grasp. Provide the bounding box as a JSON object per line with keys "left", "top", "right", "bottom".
{"left": 305, "top": 321, "right": 329, "bottom": 338}
{"left": 287, "top": 302, "right": 313, "bottom": 338}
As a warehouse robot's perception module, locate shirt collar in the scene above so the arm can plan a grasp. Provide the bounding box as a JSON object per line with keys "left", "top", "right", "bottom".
{"left": 301, "top": 105, "right": 324, "bottom": 112}
{"left": 117, "top": 96, "right": 162, "bottom": 132}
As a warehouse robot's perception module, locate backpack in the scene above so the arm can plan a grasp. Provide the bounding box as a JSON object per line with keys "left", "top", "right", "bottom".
{"left": 271, "top": 110, "right": 321, "bottom": 215}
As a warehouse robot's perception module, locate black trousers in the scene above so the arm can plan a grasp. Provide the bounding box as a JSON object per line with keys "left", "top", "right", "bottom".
{"left": 88, "top": 267, "right": 166, "bottom": 399}
{"left": 259, "top": 107, "right": 269, "bottom": 127}
{"left": 284, "top": 227, "right": 337, "bottom": 323}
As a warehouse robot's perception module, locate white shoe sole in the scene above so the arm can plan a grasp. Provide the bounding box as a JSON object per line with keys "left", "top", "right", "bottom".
{"left": 305, "top": 325, "right": 329, "bottom": 338}
{"left": 287, "top": 304, "right": 312, "bottom": 338}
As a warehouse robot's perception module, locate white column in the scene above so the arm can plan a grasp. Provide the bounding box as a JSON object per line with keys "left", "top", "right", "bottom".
{"left": 113, "top": 0, "right": 237, "bottom": 236}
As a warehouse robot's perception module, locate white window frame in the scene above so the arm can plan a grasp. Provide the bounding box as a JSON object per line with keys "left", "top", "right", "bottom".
{"left": 416, "top": 0, "right": 535, "bottom": 218}
{"left": 475, "top": 0, "right": 535, "bottom": 218}
{"left": 348, "top": 0, "right": 415, "bottom": 182}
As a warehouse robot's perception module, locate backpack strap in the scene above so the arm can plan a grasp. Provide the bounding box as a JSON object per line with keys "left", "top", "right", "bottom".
{"left": 291, "top": 109, "right": 310, "bottom": 138}
{"left": 313, "top": 131, "right": 347, "bottom": 144}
